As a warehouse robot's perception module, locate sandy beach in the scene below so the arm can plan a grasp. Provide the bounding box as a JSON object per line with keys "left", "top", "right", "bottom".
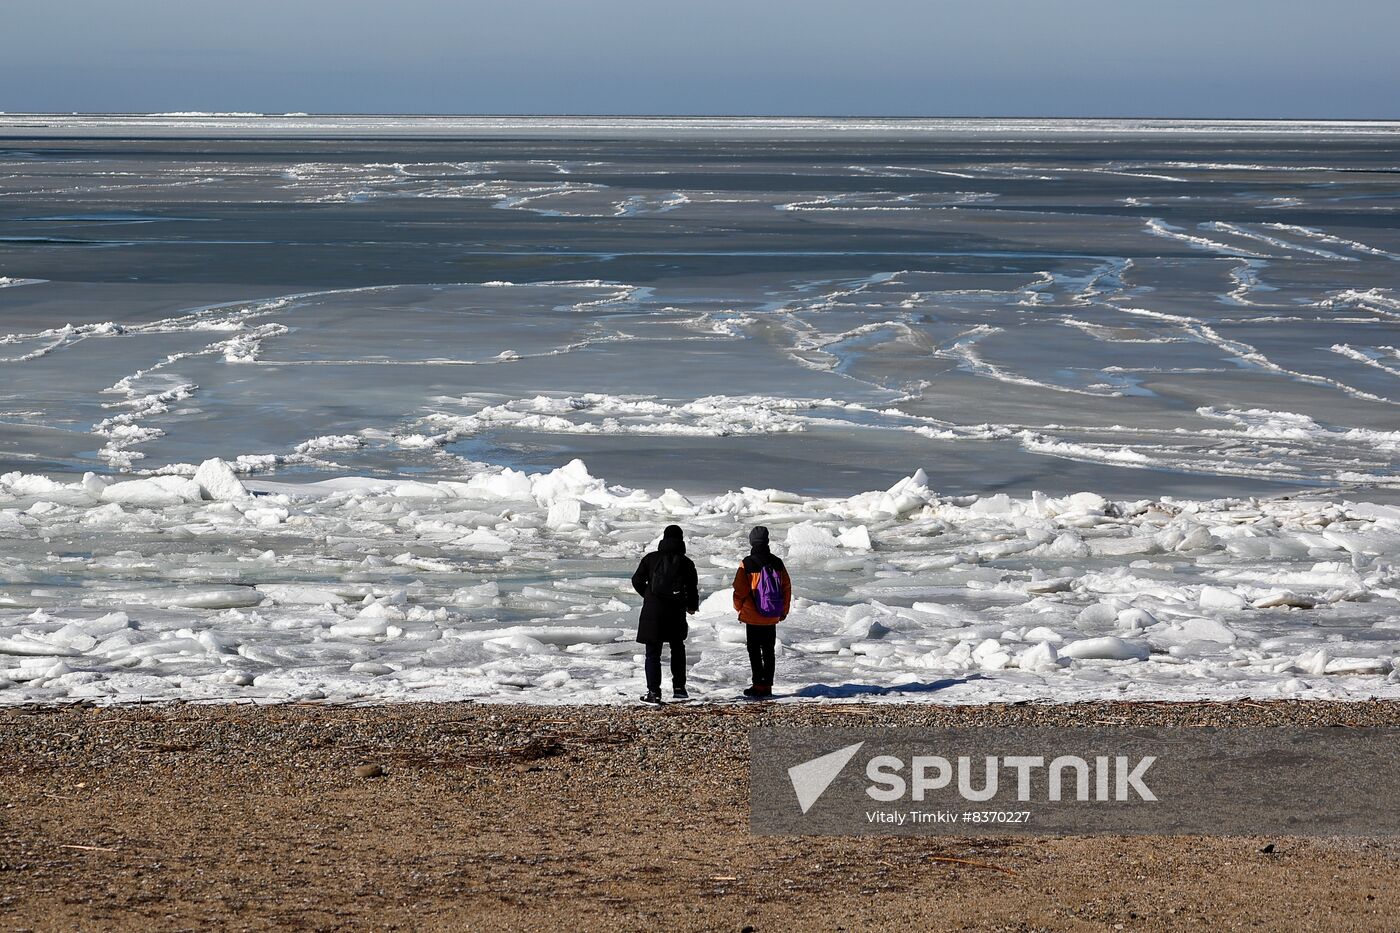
{"left": 3, "top": 699, "right": 1398, "bottom": 931}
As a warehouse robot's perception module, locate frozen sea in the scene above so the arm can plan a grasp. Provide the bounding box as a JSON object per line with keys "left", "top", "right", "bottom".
{"left": 1, "top": 114, "right": 1398, "bottom": 705}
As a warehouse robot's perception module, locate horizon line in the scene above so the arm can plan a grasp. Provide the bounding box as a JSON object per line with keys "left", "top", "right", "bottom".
{"left": 3, "top": 111, "right": 1399, "bottom": 123}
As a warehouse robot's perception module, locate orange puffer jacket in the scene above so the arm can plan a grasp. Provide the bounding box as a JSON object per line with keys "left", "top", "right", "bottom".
{"left": 732, "top": 555, "right": 792, "bottom": 625}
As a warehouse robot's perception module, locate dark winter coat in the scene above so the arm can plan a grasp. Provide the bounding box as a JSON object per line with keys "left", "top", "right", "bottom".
{"left": 632, "top": 536, "right": 699, "bottom": 643}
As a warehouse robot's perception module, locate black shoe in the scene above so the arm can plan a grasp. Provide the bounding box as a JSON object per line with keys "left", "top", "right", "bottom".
{"left": 742, "top": 685, "right": 763, "bottom": 698}
{"left": 640, "top": 691, "right": 663, "bottom": 705}
{"left": 672, "top": 686, "right": 690, "bottom": 701}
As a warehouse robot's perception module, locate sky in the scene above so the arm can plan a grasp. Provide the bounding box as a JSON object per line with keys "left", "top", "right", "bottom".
{"left": 4, "top": 0, "right": 1398, "bottom": 118}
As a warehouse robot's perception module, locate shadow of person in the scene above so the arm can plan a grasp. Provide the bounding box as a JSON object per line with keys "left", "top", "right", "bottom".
{"left": 788, "top": 673, "right": 986, "bottom": 700}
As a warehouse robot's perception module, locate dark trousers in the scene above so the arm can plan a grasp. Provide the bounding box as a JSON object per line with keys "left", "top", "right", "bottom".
{"left": 644, "top": 641, "right": 686, "bottom": 693}
{"left": 745, "top": 624, "right": 776, "bottom": 686}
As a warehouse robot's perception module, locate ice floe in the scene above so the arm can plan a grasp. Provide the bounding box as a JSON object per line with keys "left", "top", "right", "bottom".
{"left": 2, "top": 460, "right": 1398, "bottom": 706}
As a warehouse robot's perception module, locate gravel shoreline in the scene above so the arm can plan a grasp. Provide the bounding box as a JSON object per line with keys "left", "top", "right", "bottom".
{"left": 4, "top": 699, "right": 1399, "bottom": 931}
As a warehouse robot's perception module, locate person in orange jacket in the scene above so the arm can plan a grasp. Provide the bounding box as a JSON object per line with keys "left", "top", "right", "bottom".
{"left": 732, "top": 526, "right": 791, "bottom": 698}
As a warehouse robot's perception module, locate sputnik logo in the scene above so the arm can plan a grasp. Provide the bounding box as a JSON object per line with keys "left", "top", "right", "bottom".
{"left": 787, "top": 742, "right": 865, "bottom": 814}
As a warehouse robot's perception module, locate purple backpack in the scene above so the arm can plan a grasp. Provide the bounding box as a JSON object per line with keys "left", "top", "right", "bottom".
{"left": 753, "top": 564, "right": 784, "bottom": 618}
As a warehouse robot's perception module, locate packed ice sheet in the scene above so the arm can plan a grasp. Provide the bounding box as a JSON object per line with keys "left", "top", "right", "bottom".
{"left": 2, "top": 273, "right": 1398, "bottom": 498}
{"left": 4, "top": 128, "right": 1400, "bottom": 498}
{"left": 1, "top": 460, "right": 1397, "bottom": 705}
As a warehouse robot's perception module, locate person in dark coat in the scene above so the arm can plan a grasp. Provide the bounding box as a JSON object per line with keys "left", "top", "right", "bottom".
{"left": 731, "top": 525, "right": 791, "bottom": 698}
{"left": 631, "top": 524, "right": 699, "bottom": 703}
